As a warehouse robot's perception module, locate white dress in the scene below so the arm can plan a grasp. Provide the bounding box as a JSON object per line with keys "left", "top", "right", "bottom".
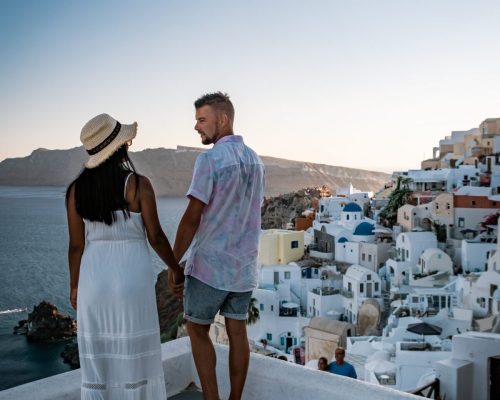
{"left": 77, "top": 188, "right": 167, "bottom": 399}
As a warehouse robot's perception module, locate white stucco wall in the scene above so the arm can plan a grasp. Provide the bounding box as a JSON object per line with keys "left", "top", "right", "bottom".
{"left": 461, "top": 241, "right": 496, "bottom": 272}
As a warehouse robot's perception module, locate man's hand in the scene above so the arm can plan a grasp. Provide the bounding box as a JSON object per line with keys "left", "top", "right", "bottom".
{"left": 168, "top": 268, "right": 184, "bottom": 299}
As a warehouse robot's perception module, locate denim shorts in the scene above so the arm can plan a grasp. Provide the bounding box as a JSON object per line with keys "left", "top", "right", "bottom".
{"left": 183, "top": 275, "right": 252, "bottom": 325}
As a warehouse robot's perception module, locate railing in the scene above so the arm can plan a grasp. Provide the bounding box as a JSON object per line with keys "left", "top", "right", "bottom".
{"left": 341, "top": 289, "right": 354, "bottom": 298}
{"left": 311, "top": 287, "right": 340, "bottom": 296}
{"left": 0, "top": 337, "right": 423, "bottom": 400}
{"left": 409, "top": 378, "right": 441, "bottom": 399}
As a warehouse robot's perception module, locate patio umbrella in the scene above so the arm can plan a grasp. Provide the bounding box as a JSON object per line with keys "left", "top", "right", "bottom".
{"left": 406, "top": 322, "right": 442, "bottom": 336}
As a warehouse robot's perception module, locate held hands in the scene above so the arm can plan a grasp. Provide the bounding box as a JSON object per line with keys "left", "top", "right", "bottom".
{"left": 70, "top": 288, "right": 78, "bottom": 310}
{"left": 168, "top": 267, "right": 184, "bottom": 299}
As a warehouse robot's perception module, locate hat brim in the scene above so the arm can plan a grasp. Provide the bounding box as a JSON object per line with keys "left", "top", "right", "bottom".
{"left": 84, "top": 122, "right": 137, "bottom": 169}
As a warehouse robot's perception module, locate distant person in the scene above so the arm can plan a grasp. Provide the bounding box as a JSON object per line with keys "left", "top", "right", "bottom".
{"left": 328, "top": 347, "right": 357, "bottom": 379}
{"left": 318, "top": 357, "right": 329, "bottom": 371}
{"left": 66, "top": 113, "right": 183, "bottom": 399}
{"left": 172, "top": 92, "right": 265, "bottom": 400}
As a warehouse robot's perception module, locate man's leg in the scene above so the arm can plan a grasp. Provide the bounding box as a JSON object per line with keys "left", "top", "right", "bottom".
{"left": 225, "top": 318, "right": 250, "bottom": 400}
{"left": 187, "top": 321, "right": 219, "bottom": 400}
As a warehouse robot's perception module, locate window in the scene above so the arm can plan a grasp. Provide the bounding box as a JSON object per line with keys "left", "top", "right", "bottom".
{"left": 260, "top": 304, "right": 264, "bottom": 311}
{"left": 458, "top": 217, "right": 465, "bottom": 228}
{"left": 362, "top": 254, "right": 366, "bottom": 261}
{"left": 280, "top": 337, "right": 285, "bottom": 346}
{"left": 446, "top": 203, "right": 451, "bottom": 210}
{"left": 284, "top": 271, "right": 291, "bottom": 279}
{"left": 436, "top": 203, "right": 440, "bottom": 210}
{"left": 348, "top": 282, "right": 352, "bottom": 291}
{"left": 267, "top": 333, "right": 272, "bottom": 341}
{"left": 406, "top": 249, "right": 409, "bottom": 259}
{"left": 271, "top": 305, "right": 274, "bottom": 311}
{"left": 360, "top": 283, "right": 364, "bottom": 293}
{"left": 291, "top": 240, "right": 299, "bottom": 249}
{"left": 375, "top": 282, "right": 379, "bottom": 291}
{"left": 368, "top": 254, "right": 372, "bottom": 262}
{"left": 367, "top": 274, "right": 371, "bottom": 280}
{"left": 346, "top": 214, "right": 350, "bottom": 220}
{"left": 313, "top": 299, "right": 316, "bottom": 306}
{"left": 471, "top": 200, "right": 476, "bottom": 206}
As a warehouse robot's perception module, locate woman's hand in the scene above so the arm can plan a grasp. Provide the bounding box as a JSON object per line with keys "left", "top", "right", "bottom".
{"left": 168, "top": 268, "right": 184, "bottom": 299}
{"left": 70, "top": 288, "right": 78, "bottom": 310}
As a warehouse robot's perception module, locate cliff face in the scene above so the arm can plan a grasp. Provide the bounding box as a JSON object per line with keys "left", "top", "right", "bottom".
{"left": 0, "top": 146, "right": 389, "bottom": 197}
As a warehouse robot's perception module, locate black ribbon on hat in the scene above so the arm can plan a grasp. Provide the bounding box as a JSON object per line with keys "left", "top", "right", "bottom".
{"left": 87, "top": 121, "right": 122, "bottom": 155}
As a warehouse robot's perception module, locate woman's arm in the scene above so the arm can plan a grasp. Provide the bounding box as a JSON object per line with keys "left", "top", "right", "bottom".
{"left": 66, "top": 184, "right": 85, "bottom": 310}
{"left": 138, "top": 176, "right": 184, "bottom": 296}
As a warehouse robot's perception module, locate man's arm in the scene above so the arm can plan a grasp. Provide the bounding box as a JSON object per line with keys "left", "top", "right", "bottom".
{"left": 173, "top": 196, "right": 205, "bottom": 262}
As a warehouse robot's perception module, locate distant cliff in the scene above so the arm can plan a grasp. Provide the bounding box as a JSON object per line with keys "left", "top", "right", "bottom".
{"left": 0, "top": 146, "right": 390, "bottom": 197}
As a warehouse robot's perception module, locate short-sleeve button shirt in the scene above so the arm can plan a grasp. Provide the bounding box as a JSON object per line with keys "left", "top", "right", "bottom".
{"left": 185, "top": 135, "right": 265, "bottom": 292}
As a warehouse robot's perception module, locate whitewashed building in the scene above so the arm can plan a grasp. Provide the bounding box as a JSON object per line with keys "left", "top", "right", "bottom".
{"left": 342, "top": 265, "right": 382, "bottom": 324}
{"left": 397, "top": 203, "right": 433, "bottom": 232}
{"left": 410, "top": 248, "right": 453, "bottom": 287}
{"left": 460, "top": 240, "right": 496, "bottom": 273}
{"left": 436, "top": 332, "right": 500, "bottom": 400}
{"left": 386, "top": 232, "right": 438, "bottom": 287}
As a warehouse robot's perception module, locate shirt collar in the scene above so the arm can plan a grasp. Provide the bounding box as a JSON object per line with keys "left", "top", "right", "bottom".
{"left": 215, "top": 135, "right": 243, "bottom": 146}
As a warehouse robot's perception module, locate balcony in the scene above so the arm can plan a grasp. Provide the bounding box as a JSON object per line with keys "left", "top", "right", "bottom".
{"left": 0, "top": 337, "right": 422, "bottom": 400}
{"left": 311, "top": 287, "right": 340, "bottom": 296}
{"left": 341, "top": 288, "right": 354, "bottom": 298}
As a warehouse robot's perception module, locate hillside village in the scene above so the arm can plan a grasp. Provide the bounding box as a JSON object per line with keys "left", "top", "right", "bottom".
{"left": 209, "top": 117, "right": 500, "bottom": 399}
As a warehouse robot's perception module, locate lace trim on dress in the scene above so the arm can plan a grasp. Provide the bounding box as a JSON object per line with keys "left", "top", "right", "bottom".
{"left": 82, "top": 382, "right": 106, "bottom": 390}
{"left": 125, "top": 379, "right": 148, "bottom": 389}
{"left": 82, "top": 377, "right": 164, "bottom": 391}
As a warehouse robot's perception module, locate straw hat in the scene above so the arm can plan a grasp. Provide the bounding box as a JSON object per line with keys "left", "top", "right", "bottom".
{"left": 80, "top": 113, "right": 137, "bottom": 169}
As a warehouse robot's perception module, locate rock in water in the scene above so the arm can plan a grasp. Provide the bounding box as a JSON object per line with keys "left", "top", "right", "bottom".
{"left": 13, "top": 301, "right": 77, "bottom": 342}
{"left": 61, "top": 342, "right": 80, "bottom": 368}
{"left": 13, "top": 319, "right": 28, "bottom": 335}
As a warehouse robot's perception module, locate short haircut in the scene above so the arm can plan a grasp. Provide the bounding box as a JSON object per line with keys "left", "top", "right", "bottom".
{"left": 335, "top": 347, "right": 345, "bottom": 354}
{"left": 194, "top": 92, "right": 234, "bottom": 121}
{"left": 319, "top": 357, "right": 328, "bottom": 363}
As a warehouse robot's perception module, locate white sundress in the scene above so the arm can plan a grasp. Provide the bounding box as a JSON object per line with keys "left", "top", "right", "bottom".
{"left": 77, "top": 179, "right": 167, "bottom": 400}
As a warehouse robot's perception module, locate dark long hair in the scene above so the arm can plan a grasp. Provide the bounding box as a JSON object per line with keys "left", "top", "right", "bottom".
{"left": 66, "top": 144, "right": 139, "bottom": 225}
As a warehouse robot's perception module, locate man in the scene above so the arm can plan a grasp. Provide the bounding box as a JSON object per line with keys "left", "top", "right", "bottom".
{"left": 328, "top": 347, "right": 357, "bottom": 379}
{"left": 170, "top": 92, "right": 265, "bottom": 400}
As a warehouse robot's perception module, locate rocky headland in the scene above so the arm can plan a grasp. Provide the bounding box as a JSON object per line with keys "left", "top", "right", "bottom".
{"left": 0, "top": 146, "right": 389, "bottom": 197}
{"left": 261, "top": 186, "right": 326, "bottom": 229}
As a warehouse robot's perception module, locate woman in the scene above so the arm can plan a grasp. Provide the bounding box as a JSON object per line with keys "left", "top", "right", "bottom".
{"left": 66, "top": 113, "right": 183, "bottom": 399}
{"left": 317, "top": 357, "right": 329, "bottom": 372}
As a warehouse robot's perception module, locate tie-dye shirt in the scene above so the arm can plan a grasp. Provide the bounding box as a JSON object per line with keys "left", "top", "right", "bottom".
{"left": 185, "top": 135, "right": 265, "bottom": 292}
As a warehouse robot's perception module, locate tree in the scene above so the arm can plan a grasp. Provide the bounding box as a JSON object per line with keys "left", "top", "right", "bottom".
{"left": 433, "top": 221, "right": 447, "bottom": 243}
{"left": 247, "top": 297, "right": 260, "bottom": 325}
{"left": 379, "top": 176, "right": 413, "bottom": 227}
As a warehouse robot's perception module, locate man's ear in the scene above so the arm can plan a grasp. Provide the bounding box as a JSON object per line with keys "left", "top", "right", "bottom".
{"left": 219, "top": 111, "right": 229, "bottom": 128}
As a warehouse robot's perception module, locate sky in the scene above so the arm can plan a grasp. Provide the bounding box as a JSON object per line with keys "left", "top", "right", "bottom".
{"left": 1, "top": 0, "right": 500, "bottom": 173}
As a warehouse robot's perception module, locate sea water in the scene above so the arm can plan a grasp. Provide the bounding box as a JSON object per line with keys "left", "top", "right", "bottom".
{"left": 0, "top": 186, "right": 187, "bottom": 390}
